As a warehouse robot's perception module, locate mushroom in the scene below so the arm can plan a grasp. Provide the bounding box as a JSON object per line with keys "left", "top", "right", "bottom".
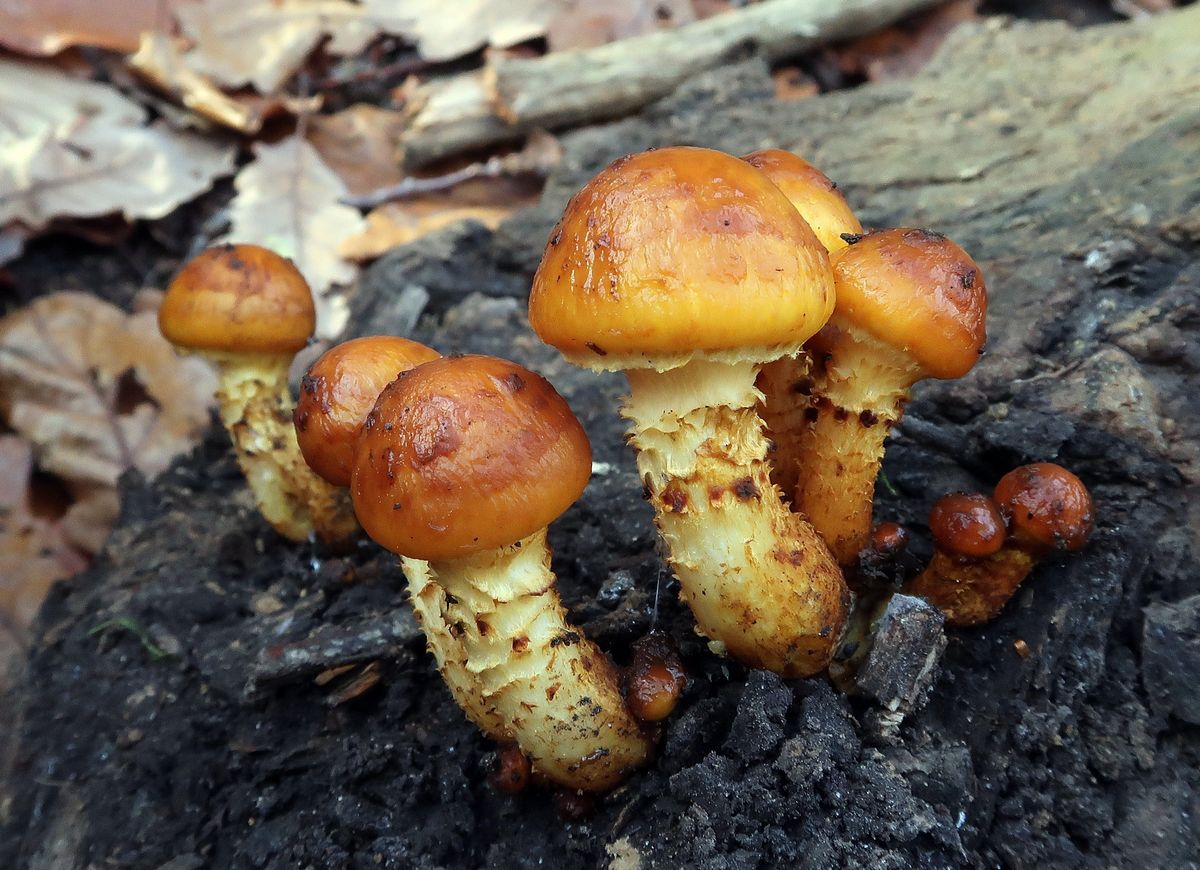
{"left": 528, "top": 146, "right": 850, "bottom": 678}
{"left": 906, "top": 465, "right": 1094, "bottom": 625}
{"left": 742, "top": 149, "right": 864, "bottom": 502}
{"left": 624, "top": 631, "right": 687, "bottom": 723}
{"left": 351, "top": 354, "right": 652, "bottom": 792}
{"left": 294, "top": 336, "right": 441, "bottom": 487}
{"left": 790, "top": 228, "right": 988, "bottom": 567}
{"left": 158, "top": 244, "right": 355, "bottom": 543}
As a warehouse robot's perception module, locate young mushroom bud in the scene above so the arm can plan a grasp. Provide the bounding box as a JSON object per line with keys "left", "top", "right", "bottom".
{"left": 906, "top": 465, "right": 1094, "bottom": 626}
{"left": 351, "top": 354, "right": 652, "bottom": 792}
{"left": 624, "top": 631, "right": 686, "bottom": 723}
{"left": 294, "top": 336, "right": 441, "bottom": 487}
{"left": 158, "top": 244, "right": 356, "bottom": 543}
{"left": 743, "top": 150, "right": 865, "bottom": 503}
{"left": 529, "top": 146, "right": 850, "bottom": 678}
{"left": 791, "top": 228, "right": 988, "bottom": 568}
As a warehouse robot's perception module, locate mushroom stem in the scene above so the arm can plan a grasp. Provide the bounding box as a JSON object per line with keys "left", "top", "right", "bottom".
{"left": 791, "top": 323, "right": 921, "bottom": 567}
{"left": 402, "top": 530, "right": 651, "bottom": 792}
{"left": 623, "top": 358, "right": 850, "bottom": 678}
{"left": 905, "top": 548, "right": 1037, "bottom": 627}
{"left": 206, "top": 350, "right": 356, "bottom": 543}
{"left": 754, "top": 354, "right": 811, "bottom": 505}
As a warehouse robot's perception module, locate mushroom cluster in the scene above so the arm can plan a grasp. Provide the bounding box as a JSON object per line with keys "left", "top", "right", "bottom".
{"left": 160, "top": 145, "right": 1096, "bottom": 798}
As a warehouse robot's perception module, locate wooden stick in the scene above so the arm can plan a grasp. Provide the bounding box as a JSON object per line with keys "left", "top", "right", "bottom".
{"left": 398, "top": 0, "right": 944, "bottom": 168}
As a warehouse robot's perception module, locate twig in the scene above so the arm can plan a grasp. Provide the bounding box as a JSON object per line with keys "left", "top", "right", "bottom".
{"left": 397, "top": 0, "right": 944, "bottom": 168}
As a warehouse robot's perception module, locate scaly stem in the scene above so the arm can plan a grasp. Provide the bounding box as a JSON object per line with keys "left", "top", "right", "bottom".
{"left": 791, "top": 325, "right": 919, "bottom": 568}
{"left": 402, "top": 530, "right": 651, "bottom": 792}
{"left": 208, "top": 351, "right": 357, "bottom": 543}
{"left": 624, "top": 358, "right": 849, "bottom": 678}
{"left": 906, "top": 547, "right": 1037, "bottom": 627}
{"left": 756, "top": 353, "right": 812, "bottom": 504}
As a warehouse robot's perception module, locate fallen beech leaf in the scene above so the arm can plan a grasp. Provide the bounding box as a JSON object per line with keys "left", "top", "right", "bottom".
{"left": 835, "top": 0, "right": 981, "bottom": 82}
{"left": 0, "top": 292, "right": 217, "bottom": 491}
{"left": 0, "top": 436, "right": 89, "bottom": 633}
{"left": 130, "top": 31, "right": 322, "bottom": 134}
{"left": 0, "top": 0, "right": 193, "bottom": 56}
{"left": 365, "top": 0, "right": 564, "bottom": 62}
{"left": 340, "top": 202, "right": 513, "bottom": 261}
{"left": 307, "top": 104, "right": 407, "bottom": 196}
{"left": 0, "top": 59, "right": 235, "bottom": 230}
{"left": 225, "top": 137, "right": 365, "bottom": 336}
{"left": 178, "top": 0, "right": 379, "bottom": 93}
{"left": 547, "top": 0, "right": 695, "bottom": 52}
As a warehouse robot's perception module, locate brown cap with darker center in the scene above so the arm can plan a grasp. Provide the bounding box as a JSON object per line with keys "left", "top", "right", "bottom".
{"left": 351, "top": 355, "right": 592, "bottom": 561}
{"left": 295, "top": 336, "right": 441, "bottom": 487}
{"left": 529, "top": 146, "right": 834, "bottom": 370}
{"left": 742, "top": 149, "right": 863, "bottom": 254}
{"left": 994, "top": 463, "right": 1094, "bottom": 552}
{"left": 159, "top": 244, "right": 315, "bottom": 355}
{"left": 830, "top": 228, "right": 987, "bottom": 379}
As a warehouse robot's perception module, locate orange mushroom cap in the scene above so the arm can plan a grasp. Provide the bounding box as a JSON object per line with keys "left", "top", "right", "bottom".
{"left": 994, "top": 463, "right": 1094, "bottom": 553}
{"left": 742, "top": 149, "right": 863, "bottom": 254}
{"left": 928, "top": 492, "right": 1007, "bottom": 559}
{"left": 529, "top": 146, "right": 834, "bottom": 370}
{"left": 295, "top": 336, "right": 442, "bottom": 487}
{"left": 158, "top": 244, "right": 316, "bottom": 355}
{"left": 826, "top": 228, "right": 987, "bottom": 379}
{"left": 351, "top": 355, "right": 592, "bottom": 561}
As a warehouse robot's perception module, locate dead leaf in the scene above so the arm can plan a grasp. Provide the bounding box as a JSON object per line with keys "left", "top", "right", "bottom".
{"left": 365, "top": 0, "right": 565, "bottom": 62}
{"left": 177, "top": 0, "right": 379, "bottom": 94}
{"left": 772, "top": 66, "right": 819, "bottom": 102}
{"left": 0, "top": 436, "right": 89, "bottom": 631}
{"left": 547, "top": 0, "right": 695, "bottom": 52}
{"left": 0, "top": 59, "right": 235, "bottom": 230}
{"left": 225, "top": 137, "right": 366, "bottom": 336}
{"left": 0, "top": 0, "right": 192, "bottom": 56}
{"left": 0, "top": 292, "right": 217, "bottom": 491}
{"left": 834, "top": 0, "right": 981, "bottom": 82}
{"left": 129, "top": 31, "right": 322, "bottom": 134}
{"left": 307, "top": 105, "right": 407, "bottom": 196}
{"left": 340, "top": 202, "right": 513, "bottom": 261}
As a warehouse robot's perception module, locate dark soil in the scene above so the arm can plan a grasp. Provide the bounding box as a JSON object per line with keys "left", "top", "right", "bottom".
{"left": 3, "top": 16, "right": 1199, "bottom": 870}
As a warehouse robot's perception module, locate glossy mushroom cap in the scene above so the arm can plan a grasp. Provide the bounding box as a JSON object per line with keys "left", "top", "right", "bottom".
{"left": 742, "top": 149, "right": 863, "bottom": 254}
{"left": 295, "top": 336, "right": 441, "bottom": 487}
{"left": 159, "top": 244, "right": 316, "bottom": 355}
{"left": 826, "top": 228, "right": 987, "bottom": 379}
{"left": 994, "top": 463, "right": 1094, "bottom": 553}
{"left": 529, "top": 146, "right": 834, "bottom": 371}
{"left": 928, "top": 492, "right": 1007, "bottom": 558}
{"left": 351, "top": 355, "right": 592, "bottom": 561}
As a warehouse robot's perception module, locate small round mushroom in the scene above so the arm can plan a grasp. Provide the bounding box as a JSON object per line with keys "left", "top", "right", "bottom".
{"left": 624, "top": 631, "right": 687, "bottom": 723}
{"left": 158, "top": 244, "right": 355, "bottom": 542}
{"left": 294, "top": 336, "right": 441, "bottom": 487}
{"left": 790, "top": 228, "right": 988, "bottom": 567}
{"left": 529, "top": 146, "right": 849, "bottom": 678}
{"left": 906, "top": 465, "right": 1094, "bottom": 626}
{"left": 352, "top": 354, "right": 652, "bottom": 792}
{"left": 743, "top": 150, "right": 865, "bottom": 504}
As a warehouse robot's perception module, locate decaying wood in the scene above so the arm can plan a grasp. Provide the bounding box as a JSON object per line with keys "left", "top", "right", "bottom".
{"left": 398, "top": 0, "right": 944, "bottom": 168}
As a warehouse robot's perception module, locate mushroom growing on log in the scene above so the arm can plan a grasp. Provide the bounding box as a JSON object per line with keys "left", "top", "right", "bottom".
{"left": 351, "top": 354, "right": 653, "bottom": 791}
{"left": 529, "top": 146, "right": 850, "bottom": 678}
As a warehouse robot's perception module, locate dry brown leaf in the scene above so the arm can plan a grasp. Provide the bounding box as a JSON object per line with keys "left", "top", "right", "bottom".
{"left": 0, "top": 292, "right": 217, "bottom": 491}
{"left": 177, "top": 0, "right": 379, "bottom": 93}
{"left": 0, "top": 0, "right": 192, "bottom": 56}
{"left": 365, "top": 0, "right": 565, "bottom": 62}
{"left": 835, "top": 0, "right": 981, "bottom": 82}
{"left": 0, "top": 59, "right": 235, "bottom": 230}
{"left": 547, "top": 0, "right": 695, "bottom": 51}
{"left": 340, "top": 202, "right": 513, "bottom": 261}
{"left": 307, "top": 105, "right": 407, "bottom": 196}
{"left": 0, "top": 436, "right": 89, "bottom": 628}
{"left": 129, "top": 31, "right": 322, "bottom": 134}
{"left": 225, "top": 137, "right": 366, "bottom": 336}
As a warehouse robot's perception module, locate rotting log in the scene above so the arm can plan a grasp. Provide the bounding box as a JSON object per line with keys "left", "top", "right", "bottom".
{"left": 4, "top": 8, "right": 1200, "bottom": 868}
{"left": 397, "top": 0, "right": 945, "bottom": 168}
